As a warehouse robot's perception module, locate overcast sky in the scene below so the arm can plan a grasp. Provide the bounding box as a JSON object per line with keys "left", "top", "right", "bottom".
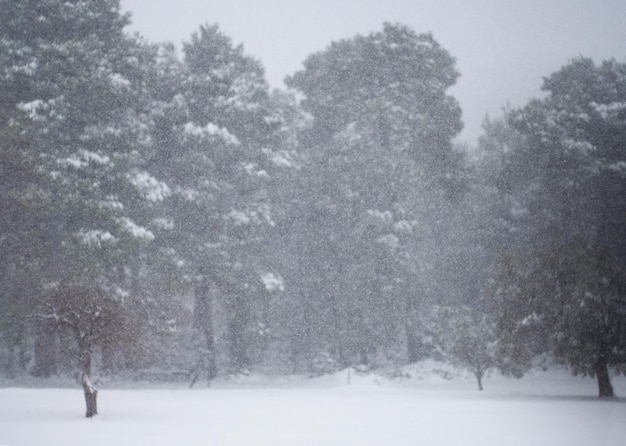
{"left": 120, "top": 0, "right": 626, "bottom": 145}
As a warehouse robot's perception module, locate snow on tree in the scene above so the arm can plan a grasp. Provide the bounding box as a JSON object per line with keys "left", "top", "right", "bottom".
{"left": 0, "top": 0, "right": 168, "bottom": 387}
{"left": 490, "top": 58, "right": 626, "bottom": 397}
{"left": 508, "top": 58, "right": 626, "bottom": 259}
{"left": 37, "top": 283, "right": 132, "bottom": 417}
{"left": 145, "top": 24, "right": 298, "bottom": 383}
{"left": 494, "top": 241, "right": 626, "bottom": 398}
{"left": 283, "top": 23, "right": 467, "bottom": 367}
{"left": 438, "top": 306, "right": 498, "bottom": 391}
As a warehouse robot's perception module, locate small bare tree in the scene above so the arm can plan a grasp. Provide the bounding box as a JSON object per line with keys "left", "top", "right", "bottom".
{"left": 38, "top": 284, "right": 131, "bottom": 417}
{"left": 444, "top": 306, "right": 497, "bottom": 391}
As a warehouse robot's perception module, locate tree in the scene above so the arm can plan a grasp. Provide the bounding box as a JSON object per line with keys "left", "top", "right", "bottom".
{"left": 508, "top": 58, "right": 626, "bottom": 259}
{"left": 146, "top": 24, "right": 291, "bottom": 382}
{"left": 495, "top": 241, "right": 626, "bottom": 398}
{"left": 0, "top": 121, "right": 46, "bottom": 376}
{"left": 286, "top": 23, "right": 463, "bottom": 171}
{"left": 439, "top": 306, "right": 497, "bottom": 391}
{"left": 38, "top": 284, "right": 133, "bottom": 417}
{"left": 284, "top": 23, "right": 466, "bottom": 367}
{"left": 503, "top": 59, "right": 626, "bottom": 397}
{"left": 0, "top": 0, "right": 167, "bottom": 377}
{"left": 477, "top": 59, "right": 626, "bottom": 398}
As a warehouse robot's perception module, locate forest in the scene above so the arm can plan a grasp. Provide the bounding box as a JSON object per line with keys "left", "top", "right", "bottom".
{"left": 1, "top": 0, "right": 625, "bottom": 410}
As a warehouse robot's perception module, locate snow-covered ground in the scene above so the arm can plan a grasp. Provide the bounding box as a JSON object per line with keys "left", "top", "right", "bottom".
{"left": 1, "top": 362, "right": 625, "bottom": 446}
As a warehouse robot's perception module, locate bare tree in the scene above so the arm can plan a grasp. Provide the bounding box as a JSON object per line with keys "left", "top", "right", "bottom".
{"left": 38, "top": 284, "right": 132, "bottom": 417}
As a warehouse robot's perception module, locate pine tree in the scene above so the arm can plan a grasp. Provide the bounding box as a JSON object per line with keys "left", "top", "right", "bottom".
{"left": 0, "top": 0, "right": 168, "bottom": 412}
{"left": 284, "top": 23, "right": 466, "bottom": 367}
{"left": 146, "top": 25, "right": 290, "bottom": 381}
{"left": 492, "top": 59, "right": 626, "bottom": 397}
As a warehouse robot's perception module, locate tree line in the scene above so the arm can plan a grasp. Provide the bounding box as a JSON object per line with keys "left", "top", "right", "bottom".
{"left": 1, "top": 0, "right": 625, "bottom": 409}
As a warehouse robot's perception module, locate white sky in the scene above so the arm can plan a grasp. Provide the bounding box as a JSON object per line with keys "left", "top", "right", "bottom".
{"left": 120, "top": 0, "right": 626, "bottom": 145}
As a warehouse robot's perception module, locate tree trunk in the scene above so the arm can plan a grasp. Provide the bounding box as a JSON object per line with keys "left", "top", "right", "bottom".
{"left": 292, "top": 293, "right": 313, "bottom": 373}
{"left": 204, "top": 325, "right": 217, "bottom": 382}
{"left": 31, "top": 321, "right": 57, "bottom": 377}
{"left": 228, "top": 315, "right": 250, "bottom": 370}
{"left": 228, "top": 291, "right": 251, "bottom": 371}
{"left": 78, "top": 336, "right": 98, "bottom": 417}
{"left": 4, "top": 344, "right": 16, "bottom": 378}
{"left": 475, "top": 370, "right": 484, "bottom": 391}
{"left": 595, "top": 355, "right": 614, "bottom": 398}
{"left": 330, "top": 297, "right": 346, "bottom": 368}
{"left": 405, "top": 324, "right": 422, "bottom": 364}
{"left": 81, "top": 373, "right": 98, "bottom": 418}
{"left": 404, "top": 293, "right": 423, "bottom": 364}
{"left": 193, "top": 280, "right": 217, "bottom": 384}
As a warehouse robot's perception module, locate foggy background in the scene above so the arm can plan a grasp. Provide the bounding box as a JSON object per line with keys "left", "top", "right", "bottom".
{"left": 1, "top": 0, "right": 625, "bottom": 403}
{"left": 121, "top": 0, "right": 626, "bottom": 143}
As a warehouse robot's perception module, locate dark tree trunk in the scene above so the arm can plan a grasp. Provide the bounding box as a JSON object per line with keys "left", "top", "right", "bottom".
{"left": 595, "top": 355, "right": 614, "bottom": 398}
{"left": 78, "top": 337, "right": 98, "bottom": 417}
{"left": 82, "top": 373, "right": 98, "bottom": 418}
{"left": 292, "top": 293, "right": 313, "bottom": 373}
{"left": 405, "top": 324, "right": 422, "bottom": 364}
{"left": 5, "top": 324, "right": 28, "bottom": 377}
{"left": 204, "top": 326, "right": 217, "bottom": 381}
{"left": 193, "top": 280, "right": 217, "bottom": 384}
{"left": 330, "top": 296, "right": 346, "bottom": 368}
{"left": 404, "top": 293, "right": 423, "bottom": 364}
{"left": 359, "top": 347, "right": 369, "bottom": 366}
{"left": 4, "top": 344, "right": 16, "bottom": 378}
{"left": 31, "top": 321, "right": 57, "bottom": 377}
{"left": 475, "top": 370, "right": 484, "bottom": 391}
{"left": 228, "top": 295, "right": 251, "bottom": 371}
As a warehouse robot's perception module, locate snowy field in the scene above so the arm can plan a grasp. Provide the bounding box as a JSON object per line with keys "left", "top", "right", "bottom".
{"left": 1, "top": 363, "right": 625, "bottom": 446}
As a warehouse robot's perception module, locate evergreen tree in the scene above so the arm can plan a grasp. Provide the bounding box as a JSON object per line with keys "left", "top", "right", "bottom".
{"left": 0, "top": 0, "right": 167, "bottom": 394}
{"left": 146, "top": 25, "right": 293, "bottom": 381}
{"left": 508, "top": 58, "right": 626, "bottom": 259}
{"left": 495, "top": 242, "right": 626, "bottom": 397}
{"left": 492, "top": 58, "right": 626, "bottom": 397}
{"left": 284, "top": 23, "right": 466, "bottom": 367}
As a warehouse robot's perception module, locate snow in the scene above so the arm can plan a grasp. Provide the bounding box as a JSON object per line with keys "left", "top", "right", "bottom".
{"left": 393, "top": 220, "right": 414, "bottom": 233}
{"left": 0, "top": 365, "right": 624, "bottom": 446}
{"left": 226, "top": 203, "right": 274, "bottom": 227}
{"left": 177, "top": 187, "right": 201, "bottom": 202}
{"left": 57, "top": 154, "right": 88, "bottom": 169}
{"left": 217, "top": 72, "right": 265, "bottom": 112}
{"left": 98, "top": 197, "right": 124, "bottom": 211}
{"left": 79, "top": 150, "right": 112, "bottom": 166}
{"left": 225, "top": 209, "right": 251, "bottom": 226}
{"left": 77, "top": 229, "right": 117, "bottom": 248}
{"left": 58, "top": 150, "right": 113, "bottom": 170}
{"left": 17, "top": 97, "right": 64, "bottom": 122}
{"left": 367, "top": 209, "right": 393, "bottom": 223}
{"left": 262, "top": 148, "right": 301, "bottom": 169}
{"left": 243, "top": 162, "right": 270, "bottom": 179}
{"left": 17, "top": 99, "right": 46, "bottom": 119}
{"left": 115, "top": 217, "right": 155, "bottom": 241}
{"left": 591, "top": 101, "right": 626, "bottom": 119}
{"left": 376, "top": 233, "right": 400, "bottom": 249}
{"left": 109, "top": 73, "right": 131, "bottom": 89}
{"left": 261, "top": 272, "right": 284, "bottom": 291}
{"left": 206, "top": 122, "right": 240, "bottom": 145}
{"left": 563, "top": 138, "right": 596, "bottom": 155}
{"left": 607, "top": 161, "right": 626, "bottom": 175}
{"left": 152, "top": 217, "right": 175, "bottom": 230}
{"left": 182, "top": 122, "right": 240, "bottom": 145}
{"left": 127, "top": 170, "right": 171, "bottom": 202}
